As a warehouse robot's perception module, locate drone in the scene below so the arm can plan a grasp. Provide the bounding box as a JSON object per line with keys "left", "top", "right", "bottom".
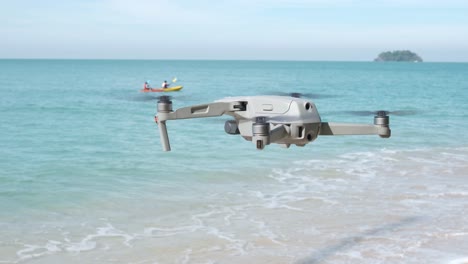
{"left": 155, "top": 94, "right": 391, "bottom": 151}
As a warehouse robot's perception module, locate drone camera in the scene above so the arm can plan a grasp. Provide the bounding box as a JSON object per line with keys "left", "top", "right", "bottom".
{"left": 224, "top": 120, "right": 240, "bottom": 135}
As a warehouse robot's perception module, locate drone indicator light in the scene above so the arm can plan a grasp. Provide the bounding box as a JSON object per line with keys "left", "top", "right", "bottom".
{"left": 256, "top": 140, "right": 264, "bottom": 150}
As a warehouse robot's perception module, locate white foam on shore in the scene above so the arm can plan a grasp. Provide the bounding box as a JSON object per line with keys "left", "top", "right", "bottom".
{"left": 8, "top": 147, "right": 468, "bottom": 263}
{"left": 16, "top": 241, "right": 61, "bottom": 262}
{"left": 15, "top": 223, "right": 135, "bottom": 262}
{"left": 449, "top": 258, "right": 468, "bottom": 264}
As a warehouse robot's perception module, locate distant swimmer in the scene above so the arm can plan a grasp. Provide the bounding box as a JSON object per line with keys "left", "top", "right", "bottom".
{"left": 162, "top": 80, "right": 169, "bottom": 89}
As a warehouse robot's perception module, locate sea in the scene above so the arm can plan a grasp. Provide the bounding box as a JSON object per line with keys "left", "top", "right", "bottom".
{"left": 0, "top": 59, "right": 467, "bottom": 264}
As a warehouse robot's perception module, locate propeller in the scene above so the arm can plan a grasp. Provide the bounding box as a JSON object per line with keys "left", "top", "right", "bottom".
{"left": 269, "top": 91, "right": 337, "bottom": 99}
{"left": 126, "top": 93, "right": 187, "bottom": 103}
{"left": 208, "top": 114, "right": 305, "bottom": 126}
{"left": 127, "top": 93, "right": 160, "bottom": 102}
{"left": 345, "top": 110, "right": 419, "bottom": 116}
{"left": 157, "top": 95, "right": 173, "bottom": 104}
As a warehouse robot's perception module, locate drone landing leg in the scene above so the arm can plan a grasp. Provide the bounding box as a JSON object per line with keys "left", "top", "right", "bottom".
{"left": 156, "top": 101, "right": 243, "bottom": 151}
{"left": 158, "top": 120, "right": 171, "bottom": 151}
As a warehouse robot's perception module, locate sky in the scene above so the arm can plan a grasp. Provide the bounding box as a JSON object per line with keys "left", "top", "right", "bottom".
{"left": 1, "top": 0, "right": 468, "bottom": 62}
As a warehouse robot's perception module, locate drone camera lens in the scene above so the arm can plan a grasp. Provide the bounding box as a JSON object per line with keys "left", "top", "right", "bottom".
{"left": 224, "top": 120, "right": 240, "bottom": 135}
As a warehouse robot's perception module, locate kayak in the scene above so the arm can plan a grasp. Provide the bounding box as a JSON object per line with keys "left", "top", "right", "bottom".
{"left": 140, "top": 86, "right": 183, "bottom": 93}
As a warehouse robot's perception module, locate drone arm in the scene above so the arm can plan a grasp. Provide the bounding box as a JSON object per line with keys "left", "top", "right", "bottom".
{"left": 158, "top": 102, "right": 240, "bottom": 121}
{"left": 157, "top": 101, "right": 243, "bottom": 151}
{"left": 319, "top": 122, "right": 391, "bottom": 138}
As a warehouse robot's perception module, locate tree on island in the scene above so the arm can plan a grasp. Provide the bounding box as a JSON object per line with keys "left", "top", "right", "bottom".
{"left": 374, "top": 50, "right": 423, "bottom": 62}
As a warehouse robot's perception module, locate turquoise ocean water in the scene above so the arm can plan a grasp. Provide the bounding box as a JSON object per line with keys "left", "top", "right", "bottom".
{"left": 1, "top": 60, "right": 468, "bottom": 263}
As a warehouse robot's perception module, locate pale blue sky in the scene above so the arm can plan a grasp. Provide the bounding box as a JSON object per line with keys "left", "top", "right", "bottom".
{"left": 1, "top": 0, "right": 468, "bottom": 61}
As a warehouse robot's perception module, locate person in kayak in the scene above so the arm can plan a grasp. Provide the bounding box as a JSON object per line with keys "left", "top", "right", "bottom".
{"left": 162, "top": 80, "right": 170, "bottom": 89}
{"left": 143, "top": 81, "right": 151, "bottom": 90}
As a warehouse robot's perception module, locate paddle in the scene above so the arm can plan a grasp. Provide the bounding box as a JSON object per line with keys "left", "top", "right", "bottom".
{"left": 162, "top": 77, "right": 177, "bottom": 89}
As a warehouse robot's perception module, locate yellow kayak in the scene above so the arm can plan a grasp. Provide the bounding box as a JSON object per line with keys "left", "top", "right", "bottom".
{"left": 140, "top": 86, "right": 183, "bottom": 93}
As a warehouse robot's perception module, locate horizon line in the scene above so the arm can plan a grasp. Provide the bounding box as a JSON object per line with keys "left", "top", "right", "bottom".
{"left": 0, "top": 58, "right": 466, "bottom": 63}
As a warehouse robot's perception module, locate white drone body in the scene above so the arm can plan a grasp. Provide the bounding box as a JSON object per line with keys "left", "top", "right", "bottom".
{"left": 155, "top": 95, "right": 390, "bottom": 151}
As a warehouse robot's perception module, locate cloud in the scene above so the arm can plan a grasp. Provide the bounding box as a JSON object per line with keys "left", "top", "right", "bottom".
{"left": 254, "top": 0, "right": 468, "bottom": 8}
{"left": 101, "top": 0, "right": 220, "bottom": 25}
{"left": 1, "top": 0, "right": 467, "bottom": 60}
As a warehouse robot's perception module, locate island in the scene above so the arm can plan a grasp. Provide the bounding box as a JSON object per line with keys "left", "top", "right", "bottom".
{"left": 374, "top": 50, "right": 423, "bottom": 62}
